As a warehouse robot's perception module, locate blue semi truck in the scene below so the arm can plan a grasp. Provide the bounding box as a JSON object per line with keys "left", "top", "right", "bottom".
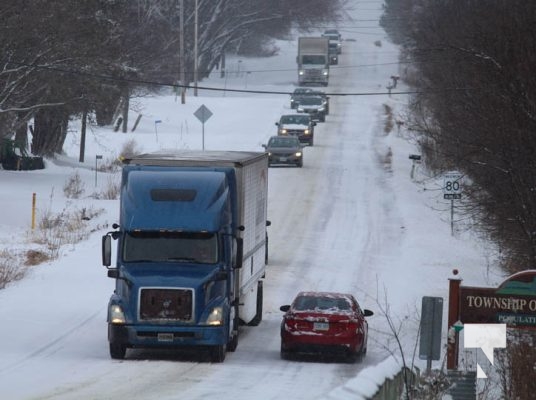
{"left": 101, "top": 150, "right": 270, "bottom": 362}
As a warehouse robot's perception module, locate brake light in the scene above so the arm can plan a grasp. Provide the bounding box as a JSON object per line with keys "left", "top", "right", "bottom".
{"left": 284, "top": 317, "right": 310, "bottom": 331}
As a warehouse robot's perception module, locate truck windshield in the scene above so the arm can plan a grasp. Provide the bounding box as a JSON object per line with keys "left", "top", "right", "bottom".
{"left": 302, "top": 55, "right": 326, "bottom": 65}
{"left": 122, "top": 231, "right": 218, "bottom": 264}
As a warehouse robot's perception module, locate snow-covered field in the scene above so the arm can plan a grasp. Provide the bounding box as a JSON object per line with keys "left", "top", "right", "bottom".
{"left": 0, "top": 2, "right": 504, "bottom": 399}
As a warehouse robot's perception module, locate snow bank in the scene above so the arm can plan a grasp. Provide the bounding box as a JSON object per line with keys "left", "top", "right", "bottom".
{"left": 325, "top": 356, "right": 406, "bottom": 400}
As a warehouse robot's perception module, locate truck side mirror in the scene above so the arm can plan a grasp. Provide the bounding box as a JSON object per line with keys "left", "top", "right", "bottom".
{"left": 235, "top": 237, "right": 244, "bottom": 269}
{"left": 102, "top": 234, "right": 112, "bottom": 267}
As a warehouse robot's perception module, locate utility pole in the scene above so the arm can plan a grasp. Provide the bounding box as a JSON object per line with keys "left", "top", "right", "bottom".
{"left": 179, "top": 0, "right": 186, "bottom": 104}
{"left": 194, "top": 0, "right": 199, "bottom": 96}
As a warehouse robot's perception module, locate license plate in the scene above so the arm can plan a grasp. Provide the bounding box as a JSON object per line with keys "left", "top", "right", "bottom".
{"left": 313, "top": 322, "right": 329, "bottom": 331}
{"left": 157, "top": 333, "right": 174, "bottom": 342}
{"left": 279, "top": 157, "right": 287, "bottom": 162}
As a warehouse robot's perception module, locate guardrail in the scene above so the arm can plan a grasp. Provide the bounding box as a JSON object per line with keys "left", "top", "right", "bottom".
{"left": 325, "top": 356, "right": 417, "bottom": 400}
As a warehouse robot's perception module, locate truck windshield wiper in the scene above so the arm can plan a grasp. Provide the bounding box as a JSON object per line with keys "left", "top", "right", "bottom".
{"left": 166, "top": 257, "right": 196, "bottom": 262}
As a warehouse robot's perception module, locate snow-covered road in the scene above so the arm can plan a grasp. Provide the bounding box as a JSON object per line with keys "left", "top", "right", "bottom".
{"left": 0, "top": 2, "right": 498, "bottom": 399}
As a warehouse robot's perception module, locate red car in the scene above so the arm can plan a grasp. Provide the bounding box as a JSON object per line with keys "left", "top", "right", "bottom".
{"left": 280, "top": 291, "right": 373, "bottom": 361}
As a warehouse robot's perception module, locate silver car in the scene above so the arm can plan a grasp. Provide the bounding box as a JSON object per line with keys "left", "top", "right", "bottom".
{"left": 297, "top": 96, "right": 326, "bottom": 122}
{"left": 262, "top": 136, "right": 304, "bottom": 168}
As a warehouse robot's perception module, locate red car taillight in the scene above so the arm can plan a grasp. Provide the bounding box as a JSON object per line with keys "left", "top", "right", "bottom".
{"left": 332, "top": 320, "right": 360, "bottom": 334}
{"left": 284, "top": 317, "right": 312, "bottom": 331}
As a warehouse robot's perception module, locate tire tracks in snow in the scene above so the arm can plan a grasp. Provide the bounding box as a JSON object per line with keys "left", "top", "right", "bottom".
{"left": 0, "top": 308, "right": 103, "bottom": 376}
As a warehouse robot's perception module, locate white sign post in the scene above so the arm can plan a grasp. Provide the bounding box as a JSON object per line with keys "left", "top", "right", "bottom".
{"left": 443, "top": 171, "right": 463, "bottom": 235}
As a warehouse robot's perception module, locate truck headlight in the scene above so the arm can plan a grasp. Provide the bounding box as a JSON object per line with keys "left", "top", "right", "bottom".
{"left": 295, "top": 152, "right": 303, "bottom": 157}
{"left": 299, "top": 70, "right": 304, "bottom": 76}
{"left": 323, "top": 70, "right": 329, "bottom": 76}
{"left": 304, "top": 129, "right": 309, "bottom": 134}
{"left": 205, "top": 306, "right": 224, "bottom": 326}
{"left": 280, "top": 129, "right": 287, "bottom": 134}
{"left": 110, "top": 304, "right": 126, "bottom": 324}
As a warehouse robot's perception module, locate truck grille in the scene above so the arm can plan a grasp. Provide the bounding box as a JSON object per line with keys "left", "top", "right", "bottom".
{"left": 303, "top": 70, "right": 324, "bottom": 82}
{"left": 139, "top": 288, "right": 193, "bottom": 322}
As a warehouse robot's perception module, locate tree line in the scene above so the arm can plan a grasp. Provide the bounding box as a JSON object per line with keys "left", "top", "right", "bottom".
{"left": 382, "top": 0, "right": 536, "bottom": 275}
{"left": 0, "top": 0, "right": 341, "bottom": 157}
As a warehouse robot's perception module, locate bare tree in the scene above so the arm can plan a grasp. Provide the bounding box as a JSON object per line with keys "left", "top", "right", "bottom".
{"left": 385, "top": 0, "right": 536, "bottom": 271}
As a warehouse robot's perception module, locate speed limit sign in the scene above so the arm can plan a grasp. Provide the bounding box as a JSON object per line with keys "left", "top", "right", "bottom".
{"left": 443, "top": 171, "right": 462, "bottom": 200}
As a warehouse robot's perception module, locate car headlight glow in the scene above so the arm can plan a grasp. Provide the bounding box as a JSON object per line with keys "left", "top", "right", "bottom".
{"left": 323, "top": 70, "right": 329, "bottom": 76}
{"left": 304, "top": 129, "right": 309, "bottom": 134}
{"left": 110, "top": 304, "right": 126, "bottom": 324}
{"left": 299, "top": 70, "right": 304, "bottom": 75}
{"left": 295, "top": 152, "right": 302, "bottom": 157}
{"left": 318, "top": 107, "right": 325, "bottom": 112}
{"left": 206, "top": 306, "right": 224, "bottom": 326}
{"left": 281, "top": 129, "right": 287, "bottom": 134}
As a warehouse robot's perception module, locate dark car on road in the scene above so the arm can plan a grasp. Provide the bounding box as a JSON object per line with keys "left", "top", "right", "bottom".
{"left": 280, "top": 291, "right": 373, "bottom": 361}
{"left": 263, "top": 136, "right": 304, "bottom": 168}
{"left": 290, "top": 89, "right": 330, "bottom": 115}
{"left": 322, "top": 29, "right": 342, "bottom": 54}
{"left": 290, "top": 88, "right": 314, "bottom": 109}
{"left": 329, "top": 42, "right": 339, "bottom": 65}
{"left": 276, "top": 113, "right": 316, "bottom": 146}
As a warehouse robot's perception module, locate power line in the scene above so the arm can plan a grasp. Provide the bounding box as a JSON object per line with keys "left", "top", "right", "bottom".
{"left": 2, "top": 59, "right": 472, "bottom": 98}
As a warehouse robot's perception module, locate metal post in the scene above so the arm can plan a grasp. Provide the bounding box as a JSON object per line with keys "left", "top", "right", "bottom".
{"left": 95, "top": 155, "right": 102, "bottom": 186}
{"left": 202, "top": 121, "right": 205, "bottom": 150}
{"left": 179, "top": 0, "right": 186, "bottom": 104}
{"left": 194, "top": 0, "right": 198, "bottom": 97}
{"left": 451, "top": 199, "right": 454, "bottom": 236}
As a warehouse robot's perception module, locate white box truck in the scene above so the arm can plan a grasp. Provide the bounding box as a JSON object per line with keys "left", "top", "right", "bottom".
{"left": 297, "top": 37, "right": 330, "bottom": 86}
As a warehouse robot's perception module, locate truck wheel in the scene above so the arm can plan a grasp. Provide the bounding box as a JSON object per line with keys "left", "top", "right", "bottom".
{"left": 109, "top": 342, "right": 126, "bottom": 360}
{"left": 248, "top": 281, "right": 263, "bottom": 326}
{"left": 210, "top": 344, "right": 226, "bottom": 363}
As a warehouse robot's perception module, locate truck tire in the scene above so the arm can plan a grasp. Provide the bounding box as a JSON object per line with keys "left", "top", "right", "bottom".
{"left": 109, "top": 342, "right": 126, "bottom": 360}
{"left": 210, "top": 344, "right": 226, "bottom": 363}
{"left": 248, "top": 281, "right": 263, "bottom": 326}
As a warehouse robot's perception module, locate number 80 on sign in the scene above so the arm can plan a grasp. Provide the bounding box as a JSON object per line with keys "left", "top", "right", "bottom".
{"left": 443, "top": 172, "right": 462, "bottom": 200}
